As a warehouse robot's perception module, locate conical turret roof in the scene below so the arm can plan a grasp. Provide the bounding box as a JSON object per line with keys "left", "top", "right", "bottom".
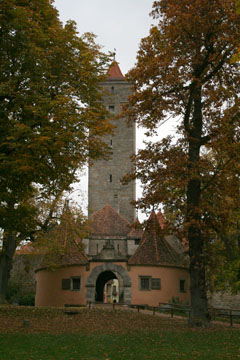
{"left": 107, "top": 61, "right": 125, "bottom": 80}
{"left": 128, "top": 211, "right": 187, "bottom": 267}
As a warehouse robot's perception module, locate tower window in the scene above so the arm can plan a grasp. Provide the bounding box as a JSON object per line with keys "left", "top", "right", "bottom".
{"left": 111, "top": 86, "right": 114, "bottom": 93}
{"left": 110, "top": 139, "right": 112, "bottom": 146}
{"left": 109, "top": 105, "right": 115, "bottom": 112}
{"left": 110, "top": 174, "right": 112, "bottom": 182}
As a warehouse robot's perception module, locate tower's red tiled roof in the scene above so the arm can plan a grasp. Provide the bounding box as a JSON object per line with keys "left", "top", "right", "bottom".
{"left": 90, "top": 204, "right": 131, "bottom": 236}
{"left": 127, "top": 218, "right": 143, "bottom": 239}
{"left": 128, "top": 212, "right": 187, "bottom": 267}
{"left": 107, "top": 61, "right": 125, "bottom": 80}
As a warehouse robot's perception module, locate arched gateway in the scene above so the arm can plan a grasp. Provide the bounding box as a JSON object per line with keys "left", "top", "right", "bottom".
{"left": 85, "top": 263, "right": 132, "bottom": 304}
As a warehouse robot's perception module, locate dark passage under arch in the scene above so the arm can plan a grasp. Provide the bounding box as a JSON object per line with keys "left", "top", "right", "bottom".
{"left": 95, "top": 271, "right": 117, "bottom": 302}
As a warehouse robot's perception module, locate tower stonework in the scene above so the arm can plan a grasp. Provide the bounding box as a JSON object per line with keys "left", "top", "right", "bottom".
{"left": 88, "top": 62, "right": 136, "bottom": 224}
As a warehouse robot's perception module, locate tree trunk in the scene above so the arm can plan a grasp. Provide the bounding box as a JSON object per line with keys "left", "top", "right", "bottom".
{"left": 188, "top": 180, "right": 210, "bottom": 326}
{"left": 187, "top": 85, "right": 210, "bottom": 327}
{"left": 0, "top": 232, "right": 16, "bottom": 304}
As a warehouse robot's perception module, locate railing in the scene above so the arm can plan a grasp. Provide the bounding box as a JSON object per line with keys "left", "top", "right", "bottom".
{"left": 157, "top": 303, "right": 240, "bottom": 327}
{"left": 65, "top": 302, "right": 240, "bottom": 327}
{"left": 208, "top": 307, "right": 240, "bottom": 327}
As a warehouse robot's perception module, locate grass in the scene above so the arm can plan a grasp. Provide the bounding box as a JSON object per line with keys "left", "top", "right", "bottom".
{"left": 0, "top": 306, "right": 239, "bottom": 360}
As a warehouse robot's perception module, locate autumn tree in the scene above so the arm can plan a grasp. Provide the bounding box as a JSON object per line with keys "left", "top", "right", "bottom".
{"left": 0, "top": 0, "right": 112, "bottom": 303}
{"left": 124, "top": 0, "right": 240, "bottom": 326}
{"left": 32, "top": 200, "right": 89, "bottom": 270}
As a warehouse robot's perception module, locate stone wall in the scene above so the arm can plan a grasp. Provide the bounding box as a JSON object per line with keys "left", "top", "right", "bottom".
{"left": 208, "top": 291, "right": 240, "bottom": 310}
{"left": 88, "top": 79, "right": 136, "bottom": 224}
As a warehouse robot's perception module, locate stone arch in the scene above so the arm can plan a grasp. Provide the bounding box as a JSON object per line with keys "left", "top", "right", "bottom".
{"left": 85, "top": 263, "right": 131, "bottom": 304}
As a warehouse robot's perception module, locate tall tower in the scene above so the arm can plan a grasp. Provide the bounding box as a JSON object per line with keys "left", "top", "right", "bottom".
{"left": 88, "top": 62, "right": 136, "bottom": 224}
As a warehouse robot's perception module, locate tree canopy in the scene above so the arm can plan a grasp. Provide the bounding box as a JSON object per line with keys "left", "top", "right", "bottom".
{"left": 124, "top": 0, "right": 240, "bottom": 326}
{"left": 0, "top": 0, "right": 112, "bottom": 302}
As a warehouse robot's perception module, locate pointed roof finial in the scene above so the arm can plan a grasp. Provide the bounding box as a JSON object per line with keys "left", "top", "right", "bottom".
{"left": 113, "top": 48, "right": 116, "bottom": 61}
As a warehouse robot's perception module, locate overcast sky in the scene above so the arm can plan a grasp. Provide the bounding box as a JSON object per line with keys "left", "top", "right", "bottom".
{"left": 53, "top": 0, "right": 154, "bottom": 75}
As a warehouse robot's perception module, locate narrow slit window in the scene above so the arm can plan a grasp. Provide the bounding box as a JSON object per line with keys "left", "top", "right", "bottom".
{"left": 110, "top": 174, "right": 112, "bottom": 182}
{"left": 110, "top": 139, "right": 112, "bottom": 146}
{"left": 111, "top": 86, "right": 114, "bottom": 93}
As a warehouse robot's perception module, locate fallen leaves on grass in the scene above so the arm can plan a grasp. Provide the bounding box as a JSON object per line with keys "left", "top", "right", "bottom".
{"left": 0, "top": 306, "right": 236, "bottom": 335}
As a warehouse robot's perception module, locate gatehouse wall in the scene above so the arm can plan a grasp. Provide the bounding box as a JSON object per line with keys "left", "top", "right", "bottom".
{"left": 35, "top": 262, "right": 190, "bottom": 307}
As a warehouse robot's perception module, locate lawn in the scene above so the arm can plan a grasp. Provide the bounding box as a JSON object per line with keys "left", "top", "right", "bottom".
{"left": 0, "top": 306, "right": 239, "bottom": 360}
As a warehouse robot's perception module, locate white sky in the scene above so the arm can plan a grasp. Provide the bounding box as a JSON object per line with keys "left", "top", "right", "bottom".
{"left": 53, "top": 0, "right": 154, "bottom": 75}
{"left": 53, "top": 0, "right": 175, "bottom": 219}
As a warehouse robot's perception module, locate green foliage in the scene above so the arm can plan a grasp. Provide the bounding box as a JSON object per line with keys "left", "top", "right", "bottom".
{"left": 207, "top": 240, "right": 240, "bottom": 293}
{"left": 236, "top": 0, "right": 240, "bottom": 13}
{"left": 169, "top": 297, "right": 189, "bottom": 306}
{"left": 6, "top": 254, "right": 38, "bottom": 306}
{"left": 6, "top": 281, "right": 35, "bottom": 306}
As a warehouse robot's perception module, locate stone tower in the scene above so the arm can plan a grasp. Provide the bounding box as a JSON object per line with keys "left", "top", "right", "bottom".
{"left": 88, "top": 62, "right": 136, "bottom": 224}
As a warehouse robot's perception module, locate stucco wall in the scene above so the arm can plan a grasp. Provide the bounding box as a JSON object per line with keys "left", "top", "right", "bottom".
{"left": 129, "top": 266, "right": 190, "bottom": 306}
{"left": 35, "top": 262, "right": 190, "bottom": 307}
{"left": 35, "top": 265, "right": 89, "bottom": 307}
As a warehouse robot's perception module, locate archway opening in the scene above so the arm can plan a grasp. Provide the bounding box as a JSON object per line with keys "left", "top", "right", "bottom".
{"left": 86, "top": 263, "right": 132, "bottom": 304}
{"left": 95, "top": 271, "right": 119, "bottom": 302}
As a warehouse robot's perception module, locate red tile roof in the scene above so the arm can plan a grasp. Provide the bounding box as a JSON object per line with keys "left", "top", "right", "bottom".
{"left": 90, "top": 204, "right": 131, "bottom": 236}
{"left": 60, "top": 245, "right": 89, "bottom": 266}
{"left": 39, "top": 240, "right": 89, "bottom": 269}
{"left": 127, "top": 218, "right": 143, "bottom": 239}
{"left": 128, "top": 212, "right": 187, "bottom": 267}
{"left": 107, "top": 61, "right": 125, "bottom": 80}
